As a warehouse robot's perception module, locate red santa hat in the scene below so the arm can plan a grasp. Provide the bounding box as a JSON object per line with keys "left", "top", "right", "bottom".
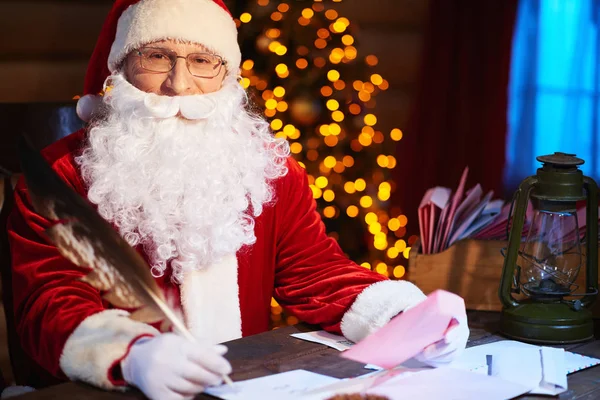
{"left": 76, "top": 0, "right": 241, "bottom": 122}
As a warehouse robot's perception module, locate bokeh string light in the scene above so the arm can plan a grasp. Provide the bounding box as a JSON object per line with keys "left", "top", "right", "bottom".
{"left": 234, "top": 0, "right": 418, "bottom": 328}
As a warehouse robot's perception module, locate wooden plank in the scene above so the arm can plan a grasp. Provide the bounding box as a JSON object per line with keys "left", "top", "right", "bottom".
{"left": 0, "top": 1, "right": 110, "bottom": 59}
{"left": 0, "top": 60, "right": 88, "bottom": 102}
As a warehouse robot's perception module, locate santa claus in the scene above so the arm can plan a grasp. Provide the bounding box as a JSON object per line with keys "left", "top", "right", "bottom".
{"left": 7, "top": 1, "right": 469, "bottom": 399}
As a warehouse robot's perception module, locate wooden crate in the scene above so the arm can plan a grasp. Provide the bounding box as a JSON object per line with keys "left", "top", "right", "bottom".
{"left": 408, "top": 239, "right": 600, "bottom": 317}
{"left": 408, "top": 239, "right": 506, "bottom": 311}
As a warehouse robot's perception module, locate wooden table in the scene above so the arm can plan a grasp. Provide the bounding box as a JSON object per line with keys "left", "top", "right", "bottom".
{"left": 15, "top": 311, "right": 600, "bottom": 399}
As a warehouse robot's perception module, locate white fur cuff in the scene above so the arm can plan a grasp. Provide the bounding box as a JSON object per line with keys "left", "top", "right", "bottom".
{"left": 59, "top": 309, "right": 160, "bottom": 390}
{"left": 341, "top": 280, "right": 427, "bottom": 343}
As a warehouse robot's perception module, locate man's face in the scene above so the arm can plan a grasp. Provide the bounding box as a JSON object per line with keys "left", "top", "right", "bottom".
{"left": 123, "top": 40, "right": 227, "bottom": 96}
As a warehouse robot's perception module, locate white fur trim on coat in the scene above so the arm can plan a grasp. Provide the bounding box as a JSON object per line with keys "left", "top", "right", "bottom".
{"left": 59, "top": 309, "right": 160, "bottom": 390}
{"left": 109, "top": 0, "right": 241, "bottom": 72}
{"left": 180, "top": 254, "right": 242, "bottom": 344}
{"left": 341, "top": 280, "right": 427, "bottom": 343}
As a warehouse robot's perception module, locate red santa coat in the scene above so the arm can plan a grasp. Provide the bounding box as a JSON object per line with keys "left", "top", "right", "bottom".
{"left": 7, "top": 129, "right": 426, "bottom": 390}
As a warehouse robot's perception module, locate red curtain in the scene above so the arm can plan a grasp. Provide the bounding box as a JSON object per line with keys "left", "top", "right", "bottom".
{"left": 393, "top": 0, "right": 518, "bottom": 236}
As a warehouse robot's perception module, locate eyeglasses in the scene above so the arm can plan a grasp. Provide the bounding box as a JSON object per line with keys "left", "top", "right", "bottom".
{"left": 135, "top": 47, "right": 227, "bottom": 78}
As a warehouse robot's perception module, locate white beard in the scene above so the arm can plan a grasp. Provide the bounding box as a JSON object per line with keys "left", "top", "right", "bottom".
{"left": 76, "top": 73, "right": 290, "bottom": 283}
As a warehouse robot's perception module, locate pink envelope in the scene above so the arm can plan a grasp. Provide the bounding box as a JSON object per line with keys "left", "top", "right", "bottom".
{"left": 341, "top": 290, "right": 466, "bottom": 369}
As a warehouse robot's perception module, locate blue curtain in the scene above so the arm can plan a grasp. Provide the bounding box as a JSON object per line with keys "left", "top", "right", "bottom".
{"left": 506, "top": 0, "right": 600, "bottom": 189}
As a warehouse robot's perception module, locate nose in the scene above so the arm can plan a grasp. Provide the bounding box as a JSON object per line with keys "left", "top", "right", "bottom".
{"left": 164, "top": 58, "right": 199, "bottom": 96}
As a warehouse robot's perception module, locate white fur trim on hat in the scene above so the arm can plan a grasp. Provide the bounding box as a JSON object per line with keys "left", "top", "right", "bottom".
{"left": 109, "top": 0, "right": 241, "bottom": 73}
{"left": 341, "top": 280, "right": 427, "bottom": 343}
{"left": 59, "top": 309, "right": 160, "bottom": 390}
{"left": 76, "top": 94, "right": 102, "bottom": 122}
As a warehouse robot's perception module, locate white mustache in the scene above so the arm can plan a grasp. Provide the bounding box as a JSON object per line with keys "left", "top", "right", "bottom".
{"left": 105, "top": 74, "right": 231, "bottom": 120}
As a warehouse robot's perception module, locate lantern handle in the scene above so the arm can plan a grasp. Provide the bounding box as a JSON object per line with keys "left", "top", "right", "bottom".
{"left": 499, "top": 176, "right": 538, "bottom": 308}
{"left": 580, "top": 177, "right": 598, "bottom": 308}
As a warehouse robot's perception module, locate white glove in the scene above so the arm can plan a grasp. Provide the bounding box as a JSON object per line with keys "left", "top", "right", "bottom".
{"left": 415, "top": 315, "right": 470, "bottom": 367}
{"left": 121, "top": 333, "right": 232, "bottom": 400}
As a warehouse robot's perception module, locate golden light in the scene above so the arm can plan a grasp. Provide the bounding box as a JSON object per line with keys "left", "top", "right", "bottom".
{"left": 266, "top": 28, "right": 281, "bottom": 39}
{"left": 265, "top": 99, "right": 277, "bottom": 110}
{"left": 387, "top": 247, "right": 400, "bottom": 259}
{"left": 240, "top": 12, "right": 252, "bottom": 23}
{"left": 296, "top": 58, "right": 309, "bottom": 69}
{"left": 358, "top": 133, "right": 372, "bottom": 147}
{"left": 323, "top": 190, "right": 335, "bottom": 202}
{"left": 298, "top": 17, "right": 310, "bottom": 26}
{"left": 310, "top": 185, "right": 322, "bottom": 199}
{"left": 374, "top": 233, "right": 388, "bottom": 251}
{"left": 289, "top": 128, "right": 301, "bottom": 140}
{"left": 297, "top": 45, "right": 309, "bottom": 56}
{"left": 301, "top": 8, "right": 314, "bottom": 19}
{"left": 387, "top": 156, "right": 397, "bottom": 168}
{"left": 324, "top": 156, "right": 337, "bottom": 168}
{"left": 358, "top": 91, "right": 371, "bottom": 102}
{"left": 298, "top": 161, "right": 306, "bottom": 169}
{"left": 317, "top": 28, "right": 330, "bottom": 38}
{"left": 276, "top": 101, "right": 288, "bottom": 112}
{"left": 275, "top": 63, "right": 288, "bottom": 75}
{"left": 270, "top": 297, "right": 279, "bottom": 307}
{"left": 265, "top": 108, "right": 276, "bottom": 117}
{"left": 289, "top": 142, "right": 303, "bottom": 154}
{"left": 325, "top": 9, "right": 338, "bottom": 20}
{"left": 342, "top": 155, "right": 354, "bottom": 167}
{"left": 332, "top": 21, "right": 347, "bottom": 33}
{"left": 262, "top": 90, "right": 274, "bottom": 100}
{"left": 330, "top": 48, "right": 345, "bottom": 63}
{"left": 240, "top": 77, "right": 250, "bottom": 89}
{"left": 323, "top": 206, "right": 336, "bottom": 218}
{"left": 360, "top": 262, "right": 371, "bottom": 269}
{"left": 368, "top": 222, "right": 382, "bottom": 234}
{"left": 398, "top": 215, "right": 408, "bottom": 227}
{"left": 344, "top": 182, "right": 356, "bottom": 194}
{"left": 349, "top": 104, "right": 361, "bottom": 115}
{"left": 395, "top": 240, "right": 407, "bottom": 252}
{"left": 315, "top": 176, "right": 328, "bottom": 188}
{"left": 375, "top": 262, "right": 388, "bottom": 275}
{"left": 258, "top": 0, "right": 269, "bottom": 6}
{"left": 333, "top": 80, "right": 346, "bottom": 90}
{"left": 379, "top": 182, "right": 392, "bottom": 192}
{"left": 242, "top": 60, "right": 254, "bottom": 70}
{"left": 363, "top": 82, "right": 375, "bottom": 93}
{"left": 327, "top": 69, "right": 340, "bottom": 82}
{"left": 377, "top": 155, "right": 389, "bottom": 168}
{"left": 370, "top": 74, "right": 384, "bottom": 85}
{"left": 390, "top": 128, "right": 403, "bottom": 141}
{"left": 324, "top": 135, "right": 338, "bottom": 147}
{"left": 360, "top": 195, "right": 373, "bottom": 208}
{"left": 346, "top": 205, "right": 359, "bottom": 218}
{"left": 332, "top": 110, "right": 344, "bottom": 122}
{"left": 355, "top": 178, "right": 366, "bottom": 191}
{"left": 403, "top": 247, "right": 411, "bottom": 259}
{"left": 277, "top": 3, "right": 290, "bottom": 12}
{"left": 378, "top": 191, "right": 391, "bottom": 201}
{"left": 275, "top": 45, "right": 288, "bottom": 56}
{"left": 365, "top": 212, "right": 378, "bottom": 225}
{"left": 365, "top": 54, "right": 379, "bottom": 66}
{"left": 329, "top": 123, "right": 341, "bottom": 135}
{"left": 352, "top": 80, "right": 363, "bottom": 91}
{"left": 342, "top": 34, "right": 354, "bottom": 45}
{"left": 379, "top": 79, "right": 390, "bottom": 90}
{"left": 364, "top": 114, "right": 377, "bottom": 126}
{"left": 344, "top": 46, "right": 357, "bottom": 59}
{"left": 286, "top": 316, "right": 299, "bottom": 325}
{"left": 270, "top": 119, "right": 283, "bottom": 130}
{"left": 321, "top": 86, "right": 333, "bottom": 96}
{"left": 283, "top": 124, "right": 296, "bottom": 137}
{"left": 315, "top": 38, "right": 328, "bottom": 49}
{"left": 326, "top": 99, "right": 340, "bottom": 111}
{"left": 271, "top": 11, "right": 283, "bottom": 21}
{"left": 333, "top": 161, "right": 345, "bottom": 173}
{"left": 393, "top": 266, "right": 406, "bottom": 279}
{"left": 319, "top": 125, "right": 330, "bottom": 136}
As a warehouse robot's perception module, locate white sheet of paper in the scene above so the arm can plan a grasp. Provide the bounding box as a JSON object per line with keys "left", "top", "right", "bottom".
{"left": 204, "top": 370, "right": 339, "bottom": 400}
{"left": 450, "top": 340, "right": 580, "bottom": 396}
{"left": 367, "top": 367, "right": 531, "bottom": 400}
{"left": 290, "top": 331, "right": 354, "bottom": 351}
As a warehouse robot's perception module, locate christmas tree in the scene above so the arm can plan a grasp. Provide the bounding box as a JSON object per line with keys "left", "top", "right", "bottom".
{"left": 232, "top": 0, "right": 417, "bottom": 327}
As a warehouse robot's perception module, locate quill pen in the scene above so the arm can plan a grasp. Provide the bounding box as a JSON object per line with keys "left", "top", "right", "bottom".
{"left": 18, "top": 135, "right": 234, "bottom": 387}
